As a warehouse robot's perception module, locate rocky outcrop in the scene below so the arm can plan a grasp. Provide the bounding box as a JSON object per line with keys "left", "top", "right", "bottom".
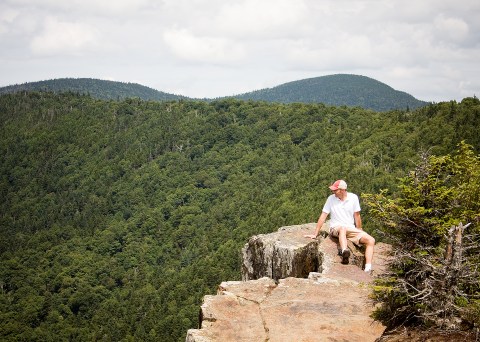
{"left": 186, "top": 276, "right": 385, "bottom": 342}
{"left": 241, "top": 223, "right": 323, "bottom": 281}
{"left": 186, "top": 223, "right": 392, "bottom": 342}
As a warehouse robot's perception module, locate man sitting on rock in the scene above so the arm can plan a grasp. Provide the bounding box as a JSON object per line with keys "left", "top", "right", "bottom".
{"left": 304, "top": 179, "right": 375, "bottom": 272}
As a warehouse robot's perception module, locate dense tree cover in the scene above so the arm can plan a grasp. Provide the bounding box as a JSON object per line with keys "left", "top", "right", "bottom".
{"left": 0, "top": 78, "right": 185, "bottom": 101}
{"left": 232, "top": 74, "right": 429, "bottom": 111}
{"left": 0, "top": 92, "right": 478, "bottom": 341}
{"left": 364, "top": 142, "right": 480, "bottom": 331}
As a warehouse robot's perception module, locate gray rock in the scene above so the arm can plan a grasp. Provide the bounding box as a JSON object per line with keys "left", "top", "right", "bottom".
{"left": 241, "top": 223, "right": 322, "bottom": 280}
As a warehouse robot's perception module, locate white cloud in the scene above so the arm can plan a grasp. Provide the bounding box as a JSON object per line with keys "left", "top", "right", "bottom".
{"left": 0, "top": 4, "right": 26, "bottom": 36}
{"left": 214, "top": 0, "right": 309, "bottom": 38}
{"left": 0, "top": 6, "right": 18, "bottom": 23}
{"left": 4, "top": 0, "right": 156, "bottom": 15}
{"left": 0, "top": 7, "right": 17, "bottom": 35}
{"left": 163, "top": 28, "right": 246, "bottom": 65}
{"left": 30, "top": 17, "right": 99, "bottom": 56}
{"left": 433, "top": 14, "right": 469, "bottom": 45}
{"left": 283, "top": 34, "right": 377, "bottom": 71}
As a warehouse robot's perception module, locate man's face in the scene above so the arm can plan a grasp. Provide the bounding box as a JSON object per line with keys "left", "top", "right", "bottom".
{"left": 332, "top": 188, "right": 345, "bottom": 199}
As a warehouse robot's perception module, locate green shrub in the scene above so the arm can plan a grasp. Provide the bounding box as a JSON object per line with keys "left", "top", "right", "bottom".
{"left": 364, "top": 142, "right": 480, "bottom": 330}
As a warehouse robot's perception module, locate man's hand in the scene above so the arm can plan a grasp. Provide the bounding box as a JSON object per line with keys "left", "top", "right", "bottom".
{"left": 304, "top": 234, "right": 317, "bottom": 239}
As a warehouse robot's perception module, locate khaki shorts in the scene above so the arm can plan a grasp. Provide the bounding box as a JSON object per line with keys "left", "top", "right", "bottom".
{"left": 330, "top": 226, "right": 366, "bottom": 245}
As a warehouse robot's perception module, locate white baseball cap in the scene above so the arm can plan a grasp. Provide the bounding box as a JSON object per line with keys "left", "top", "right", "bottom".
{"left": 329, "top": 179, "right": 347, "bottom": 190}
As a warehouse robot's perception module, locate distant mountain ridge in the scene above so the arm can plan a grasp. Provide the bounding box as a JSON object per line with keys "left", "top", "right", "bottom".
{"left": 0, "top": 74, "right": 429, "bottom": 111}
{"left": 0, "top": 78, "right": 185, "bottom": 101}
{"left": 231, "top": 74, "right": 429, "bottom": 111}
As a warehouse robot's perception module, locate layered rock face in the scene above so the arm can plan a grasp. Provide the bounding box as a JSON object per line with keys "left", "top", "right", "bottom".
{"left": 241, "top": 223, "right": 323, "bottom": 281}
{"left": 186, "top": 223, "right": 390, "bottom": 342}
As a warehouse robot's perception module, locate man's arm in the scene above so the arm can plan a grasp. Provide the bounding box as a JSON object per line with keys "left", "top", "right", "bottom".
{"left": 354, "top": 211, "right": 362, "bottom": 230}
{"left": 305, "top": 211, "right": 329, "bottom": 239}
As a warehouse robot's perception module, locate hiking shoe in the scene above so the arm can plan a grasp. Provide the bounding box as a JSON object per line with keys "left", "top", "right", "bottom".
{"left": 341, "top": 249, "right": 350, "bottom": 264}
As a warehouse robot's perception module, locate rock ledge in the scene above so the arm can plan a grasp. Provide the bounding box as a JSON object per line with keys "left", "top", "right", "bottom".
{"left": 186, "top": 223, "right": 391, "bottom": 342}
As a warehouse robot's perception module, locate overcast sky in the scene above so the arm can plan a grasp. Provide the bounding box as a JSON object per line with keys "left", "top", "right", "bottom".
{"left": 1, "top": 0, "right": 479, "bottom": 102}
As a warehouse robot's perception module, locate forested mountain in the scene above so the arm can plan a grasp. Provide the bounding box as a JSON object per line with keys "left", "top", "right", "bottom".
{"left": 1, "top": 74, "right": 428, "bottom": 111}
{"left": 0, "top": 92, "right": 478, "bottom": 341}
{"left": 232, "top": 74, "right": 429, "bottom": 111}
{"left": 0, "top": 78, "right": 185, "bottom": 101}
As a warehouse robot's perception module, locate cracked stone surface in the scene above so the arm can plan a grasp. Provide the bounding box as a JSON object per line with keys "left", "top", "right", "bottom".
{"left": 186, "top": 223, "right": 391, "bottom": 342}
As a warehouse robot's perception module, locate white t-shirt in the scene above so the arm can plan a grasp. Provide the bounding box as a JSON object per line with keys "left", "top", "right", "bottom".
{"left": 322, "top": 192, "right": 361, "bottom": 229}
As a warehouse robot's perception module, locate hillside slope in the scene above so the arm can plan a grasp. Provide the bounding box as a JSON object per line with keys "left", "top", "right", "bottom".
{"left": 0, "top": 93, "right": 478, "bottom": 341}
{"left": 232, "top": 74, "right": 429, "bottom": 111}
{"left": 0, "top": 78, "right": 185, "bottom": 101}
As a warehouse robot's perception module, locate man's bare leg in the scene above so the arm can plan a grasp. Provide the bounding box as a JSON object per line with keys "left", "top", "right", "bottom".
{"left": 360, "top": 234, "right": 375, "bottom": 271}
{"left": 336, "top": 226, "right": 348, "bottom": 251}
{"left": 336, "top": 227, "right": 350, "bottom": 264}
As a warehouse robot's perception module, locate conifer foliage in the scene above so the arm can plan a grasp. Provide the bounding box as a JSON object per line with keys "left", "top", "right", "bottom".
{"left": 364, "top": 142, "right": 480, "bottom": 330}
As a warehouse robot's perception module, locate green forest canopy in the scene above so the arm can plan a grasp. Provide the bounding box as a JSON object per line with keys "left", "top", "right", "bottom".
{"left": 0, "top": 92, "right": 479, "bottom": 341}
